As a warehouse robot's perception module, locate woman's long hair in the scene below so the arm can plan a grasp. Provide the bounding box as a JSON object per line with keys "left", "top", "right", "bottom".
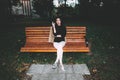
{"left": 54, "top": 17, "right": 64, "bottom": 27}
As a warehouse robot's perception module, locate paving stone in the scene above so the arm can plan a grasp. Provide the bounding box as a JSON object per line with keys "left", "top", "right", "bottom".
{"left": 48, "top": 73, "right": 65, "bottom": 80}
{"left": 32, "top": 74, "right": 49, "bottom": 80}
{"left": 27, "top": 64, "right": 90, "bottom": 80}
{"left": 42, "top": 64, "right": 58, "bottom": 74}
{"left": 73, "top": 64, "right": 90, "bottom": 75}
{"left": 27, "top": 64, "right": 45, "bottom": 75}
{"left": 66, "top": 73, "right": 84, "bottom": 80}
{"left": 58, "top": 64, "right": 73, "bottom": 73}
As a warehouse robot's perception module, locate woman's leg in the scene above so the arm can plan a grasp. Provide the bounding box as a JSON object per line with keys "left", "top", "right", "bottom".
{"left": 53, "top": 41, "right": 65, "bottom": 71}
{"left": 58, "top": 48, "right": 65, "bottom": 71}
{"left": 53, "top": 42, "right": 65, "bottom": 70}
{"left": 54, "top": 49, "right": 60, "bottom": 64}
{"left": 52, "top": 42, "right": 59, "bottom": 69}
{"left": 59, "top": 41, "right": 65, "bottom": 71}
{"left": 53, "top": 42, "right": 60, "bottom": 64}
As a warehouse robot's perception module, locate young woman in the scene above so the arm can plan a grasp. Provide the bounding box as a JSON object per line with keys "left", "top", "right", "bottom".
{"left": 51, "top": 17, "right": 66, "bottom": 71}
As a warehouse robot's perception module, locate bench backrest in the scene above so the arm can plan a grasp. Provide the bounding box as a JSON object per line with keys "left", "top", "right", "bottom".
{"left": 20, "top": 26, "right": 90, "bottom": 52}
{"left": 25, "top": 26, "right": 86, "bottom": 43}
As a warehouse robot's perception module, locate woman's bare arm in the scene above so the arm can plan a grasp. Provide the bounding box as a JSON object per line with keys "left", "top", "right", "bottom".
{"left": 52, "top": 22, "right": 56, "bottom": 33}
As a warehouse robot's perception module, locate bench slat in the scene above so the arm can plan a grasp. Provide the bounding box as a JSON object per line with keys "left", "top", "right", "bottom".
{"left": 26, "top": 31, "right": 86, "bottom": 34}
{"left": 26, "top": 34, "right": 85, "bottom": 38}
{"left": 21, "top": 42, "right": 89, "bottom": 52}
{"left": 26, "top": 38, "right": 85, "bottom": 42}
{"left": 20, "top": 48, "right": 90, "bottom": 52}
{"left": 26, "top": 26, "right": 86, "bottom": 29}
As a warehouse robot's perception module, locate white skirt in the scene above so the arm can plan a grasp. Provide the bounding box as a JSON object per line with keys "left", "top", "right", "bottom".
{"left": 53, "top": 41, "right": 66, "bottom": 50}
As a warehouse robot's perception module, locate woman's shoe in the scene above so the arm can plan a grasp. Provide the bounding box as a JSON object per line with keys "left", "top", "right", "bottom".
{"left": 60, "top": 64, "right": 65, "bottom": 71}
{"left": 61, "top": 67, "right": 65, "bottom": 71}
{"left": 52, "top": 63, "right": 57, "bottom": 69}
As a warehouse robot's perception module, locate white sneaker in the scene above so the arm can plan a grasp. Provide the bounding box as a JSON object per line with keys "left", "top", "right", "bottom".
{"left": 61, "top": 67, "right": 65, "bottom": 71}
{"left": 52, "top": 63, "right": 57, "bottom": 69}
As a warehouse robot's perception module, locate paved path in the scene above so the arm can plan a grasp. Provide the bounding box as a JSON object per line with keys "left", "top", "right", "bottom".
{"left": 27, "top": 64, "right": 90, "bottom": 80}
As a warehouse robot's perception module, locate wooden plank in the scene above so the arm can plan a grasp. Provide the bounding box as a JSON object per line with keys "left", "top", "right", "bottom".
{"left": 24, "top": 42, "right": 86, "bottom": 46}
{"left": 26, "top": 31, "right": 50, "bottom": 34}
{"left": 26, "top": 36, "right": 85, "bottom": 39}
{"left": 26, "top": 27, "right": 50, "bottom": 30}
{"left": 26, "top": 38, "right": 85, "bottom": 43}
{"left": 26, "top": 27, "right": 86, "bottom": 32}
{"left": 26, "top": 34, "right": 85, "bottom": 38}
{"left": 26, "top": 38, "right": 49, "bottom": 42}
{"left": 26, "top": 29, "right": 50, "bottom": 31}
{"left": 20, "top": 48, "right": 90, "bottom": 52}
{"left": 26, "top": 34, "right": 49, "bottom": 37}
{"left": 26, "top": 31, "right": 85, "bottom": 34}
{"left": 26, "top": 26, "right": 86, "bottom": 29}
{"left": 26, "top": 29, "right": 86, "bottom": 32}
{"left": 66, "top": 33, "right": 85, "bottom": 37}
{"left": 67, "top": 26, "right": 86, "bottom": 28}
{"left": 21, "top": 42, "right": 89, "bottom": 53}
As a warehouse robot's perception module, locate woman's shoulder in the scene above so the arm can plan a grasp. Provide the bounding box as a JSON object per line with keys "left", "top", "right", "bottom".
{"left": 62, "top": 25, "right": 66, "bottom": 29}
{"left": 61, "top": 24, "right": 66, "bottom": 27}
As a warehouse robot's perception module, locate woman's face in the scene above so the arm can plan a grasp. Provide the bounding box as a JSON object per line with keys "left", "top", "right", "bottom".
{"left": 56, "top": 18, "right": 61, "bottom": 26}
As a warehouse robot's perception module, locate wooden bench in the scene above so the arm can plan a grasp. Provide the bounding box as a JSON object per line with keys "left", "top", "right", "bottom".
{"left": 20, "top": 26, "right": 90, "bottom": 52}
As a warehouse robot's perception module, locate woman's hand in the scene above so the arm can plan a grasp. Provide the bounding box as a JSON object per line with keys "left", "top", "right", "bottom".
{"left": 52, "top": 22, "right": 55, "bottom": 27}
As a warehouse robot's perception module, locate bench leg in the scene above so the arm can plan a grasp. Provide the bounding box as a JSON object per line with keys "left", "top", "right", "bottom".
{"left": 86, "top": 38, "right": 93, "bottom": 55}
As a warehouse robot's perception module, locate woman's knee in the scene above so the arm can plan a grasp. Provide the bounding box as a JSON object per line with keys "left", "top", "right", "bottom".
{"left": 58, "top": 47, "right": 63, "bottom": 51}
{"left": 53, "top": 41, "right": 65, "bottom": 50}
{"left": 61, "top": 41, "right": 66, "bottom": 47}
{"left": 53, "top": 43, "right": 58, "bottom": 49}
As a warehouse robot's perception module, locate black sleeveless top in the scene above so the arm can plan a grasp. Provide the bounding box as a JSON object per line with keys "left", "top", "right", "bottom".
{"left": 52, "top": 25, "right": 66, "bottom": 42}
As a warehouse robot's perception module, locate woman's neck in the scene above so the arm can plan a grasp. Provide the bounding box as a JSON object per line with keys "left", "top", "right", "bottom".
{"left": 57, "top": 24, "right": 61, "bottom": 26}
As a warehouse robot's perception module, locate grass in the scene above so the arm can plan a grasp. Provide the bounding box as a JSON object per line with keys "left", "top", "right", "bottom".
{"left": 0, "top": 18, "right": 120, "bottom": 80}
